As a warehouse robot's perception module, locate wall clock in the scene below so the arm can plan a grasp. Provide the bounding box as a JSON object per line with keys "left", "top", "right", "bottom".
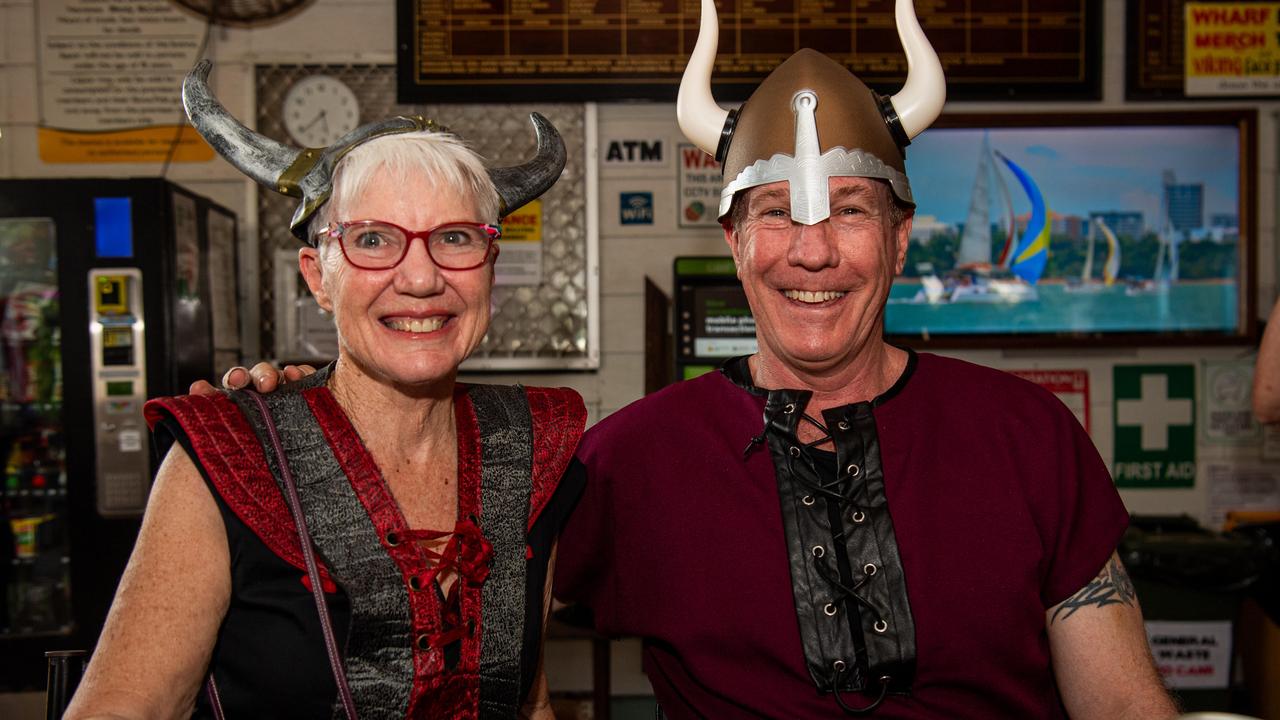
{"left": 281, "top": 75, "right": 359, "bottom": 147}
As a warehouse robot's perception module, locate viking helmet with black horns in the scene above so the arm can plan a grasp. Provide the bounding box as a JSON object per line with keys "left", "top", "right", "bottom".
{"left": 182, "top": 60, "right": 566, "bottom": 241}
{"left": 677, "top": 0, "right": 945, "bottom": 225}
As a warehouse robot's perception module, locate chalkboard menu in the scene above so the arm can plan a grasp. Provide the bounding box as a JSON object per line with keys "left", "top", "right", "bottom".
{"left": 397, "top": 0, "right": 1101, "bottom": 102}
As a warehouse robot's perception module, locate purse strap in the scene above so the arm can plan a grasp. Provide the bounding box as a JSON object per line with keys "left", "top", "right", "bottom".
{"left": 244, "top": 388, "right": 359, "bottom": 719}
{"left": 203, "top": 390, "right": 359, "bottom": 719}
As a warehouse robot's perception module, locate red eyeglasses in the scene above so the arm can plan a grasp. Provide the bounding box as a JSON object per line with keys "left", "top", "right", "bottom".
{"left": 316, "top": 220, "right": 502, "bottom": 271}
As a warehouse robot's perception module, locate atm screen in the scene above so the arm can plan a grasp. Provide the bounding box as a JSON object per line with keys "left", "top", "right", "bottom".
{"left": 691, "top": 286, "right": 756, "bottom": 358}
{"left": 674, "top": 257, "right": 759, "bottom": 377}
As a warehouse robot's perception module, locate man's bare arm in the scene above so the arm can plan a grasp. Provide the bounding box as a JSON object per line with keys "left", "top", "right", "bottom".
{"left": 1048, "top": 552, "right": 1179, "bottom": 720}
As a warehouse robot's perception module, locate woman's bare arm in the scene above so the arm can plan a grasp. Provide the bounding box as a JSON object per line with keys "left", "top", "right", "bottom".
{"left": 1254, "top": 298, "right": 1280, "bottom": 423}
{"left": 63, "top": 445, "right": 231, "bottom": 720}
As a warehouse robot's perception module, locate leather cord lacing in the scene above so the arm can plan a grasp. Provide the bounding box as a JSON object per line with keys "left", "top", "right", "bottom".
{"left": 400, "top": 518, "right": 494, "bottom": 650}
{"left": 750, "top": 402, "right": 891, "bottom": 714}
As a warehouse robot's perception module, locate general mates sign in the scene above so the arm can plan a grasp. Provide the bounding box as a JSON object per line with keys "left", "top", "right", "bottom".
{"left": 1146, "top": 621, "right": 1232, "bottom": 689}
{"left": 1185, "top": 2, "right": 1280, "bottom": 95}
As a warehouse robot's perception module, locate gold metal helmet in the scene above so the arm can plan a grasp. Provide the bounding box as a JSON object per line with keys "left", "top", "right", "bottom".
{"left": 677, "top": 0, "right": 946, "bottom": 224}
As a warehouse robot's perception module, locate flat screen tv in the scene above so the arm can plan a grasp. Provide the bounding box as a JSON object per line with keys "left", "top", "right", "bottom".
{"left": 889, "top": 110, "right": 1257, "bottom": 347}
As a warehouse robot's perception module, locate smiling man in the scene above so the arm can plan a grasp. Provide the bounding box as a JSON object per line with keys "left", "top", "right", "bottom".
{"left": 551, "top": 1, "right": 1179, "bottom": 717}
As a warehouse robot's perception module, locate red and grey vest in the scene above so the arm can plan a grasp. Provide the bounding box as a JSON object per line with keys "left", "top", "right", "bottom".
{"left": 144, "top": 367, "right": 585, "bottom": 718}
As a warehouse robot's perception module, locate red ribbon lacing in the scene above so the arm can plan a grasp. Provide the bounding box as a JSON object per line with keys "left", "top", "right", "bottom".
{"left": 400, "top": 518, "right": 494, "bottom": 649}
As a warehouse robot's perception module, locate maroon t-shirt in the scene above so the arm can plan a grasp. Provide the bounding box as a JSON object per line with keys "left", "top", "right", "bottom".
{"left": 555, "top": 352, "right": 1129, "bottom": 718}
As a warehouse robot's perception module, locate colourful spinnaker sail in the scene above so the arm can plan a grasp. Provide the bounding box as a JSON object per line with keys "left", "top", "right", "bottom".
{"left": 995, "top": 152, "right": 1049, "bottom": 285}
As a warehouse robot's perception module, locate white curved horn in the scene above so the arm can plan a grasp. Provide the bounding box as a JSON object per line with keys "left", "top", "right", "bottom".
{"left": 677, "top": 0, "right": 729, "bottom": 156}
{"left": 887, "top": 0, "right": 946, "bottom": 140}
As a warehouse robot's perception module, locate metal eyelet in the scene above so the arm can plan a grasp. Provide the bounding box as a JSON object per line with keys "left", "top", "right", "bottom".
{"left": 409, "top": 575, "right": 424, "bottom": 591}
{"left": 824, "top": 603, "right": 838, "bottom": 616}
{"left": 832, "top": 659, "right": 847, "bottom": 673}
{"left": 846, "top": 464, "right": 861, "bottom": 477}
{"left": 851, "top": 511, "right": 866, "bottom": 523}
{"left": 415, "top": 634, "right": 431, "bottom": 650}
{"left": 783, "top": 403, "right": 796, "bottom": 414}
{"left": 801, "top": 495, "right": 815, "bottom": 506}
{"left": 385, "top": 531, "right": 401, "bottom": 547}
{"left": 874, "top": 619, "right": 889, "bottom": 633}
{"left": 837, "top": 420, "right": 850, "bottom": 431}
{"left": 863, "top": 563, "right": 877, "bottom": 576}
{"left": 789, "top": 446, "right": 801, "bottom": 457}
{"left": 811, "top": 545, "right": 825, "bottom": 558}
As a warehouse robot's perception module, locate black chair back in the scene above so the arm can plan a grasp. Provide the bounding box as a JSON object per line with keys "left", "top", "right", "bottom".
{"left": 44, "top": 650, "right": 87, "bottom": 720}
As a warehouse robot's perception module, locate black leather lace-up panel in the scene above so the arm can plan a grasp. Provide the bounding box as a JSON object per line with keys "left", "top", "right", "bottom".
{"left": 721, "top": 357, "right": 917, "bottom": 712}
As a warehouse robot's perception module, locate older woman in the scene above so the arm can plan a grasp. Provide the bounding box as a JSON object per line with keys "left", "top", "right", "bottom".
{"left": 65, "top": 62, "right": 583, "bottom": 720}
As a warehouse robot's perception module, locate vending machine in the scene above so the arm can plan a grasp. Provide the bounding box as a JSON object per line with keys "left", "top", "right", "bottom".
{"left": 0, "top": 178, "right": 239, "bottom": 689}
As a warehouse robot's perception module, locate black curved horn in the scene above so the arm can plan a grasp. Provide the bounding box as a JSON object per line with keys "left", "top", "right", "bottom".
{"left": 182, "top": 60, "right": 305, "bottom": 193}
{"left": 487, "top": 113, "right": 566, "bottom": 215}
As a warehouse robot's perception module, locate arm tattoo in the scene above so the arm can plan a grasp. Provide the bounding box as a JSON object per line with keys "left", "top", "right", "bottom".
{"left": 1051, "top": 555, "right": 1137, "bottom": 624}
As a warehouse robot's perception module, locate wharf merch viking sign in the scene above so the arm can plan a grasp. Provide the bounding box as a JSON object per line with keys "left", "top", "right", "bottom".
{"left": 1185, "top": 2, "right": 1280, "bottom": 95}
{"left": 397, "top": 0, "right": 1101, "bottom": 102}
{"left": 1113, "top": 364, "right": 1197, "bottom": 488}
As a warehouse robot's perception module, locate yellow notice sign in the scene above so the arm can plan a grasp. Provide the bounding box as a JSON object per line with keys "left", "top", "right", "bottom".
{"left": 1185, "top": 3, "right": 1280, "bottom": 95}
{"left": 38, "top": 126, "right": 213, "bottom": 164}
{"left": 495, "top": 200, "right": 543, "bottom": 286}
{"left": 501, "top": 200, "right": 543, "bottom": 242}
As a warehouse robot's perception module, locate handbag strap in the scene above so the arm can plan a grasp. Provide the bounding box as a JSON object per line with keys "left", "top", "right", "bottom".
{"left": 243, "top": 389, "right": 359, "bottom": 719}
{"left": 204, "top": 675, "right": 225, "bottom": 720}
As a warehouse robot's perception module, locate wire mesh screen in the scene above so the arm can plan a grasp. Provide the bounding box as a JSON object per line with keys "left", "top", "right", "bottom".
{"left": 254, "top": 65, "right": 593, "bottom": 368}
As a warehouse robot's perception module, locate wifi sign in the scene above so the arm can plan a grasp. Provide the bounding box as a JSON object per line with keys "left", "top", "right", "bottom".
{"left": 619, "top": 192, "right": 654, "bottom": 225}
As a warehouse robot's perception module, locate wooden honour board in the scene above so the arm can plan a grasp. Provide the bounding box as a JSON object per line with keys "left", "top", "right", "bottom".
{"left": 397, "top": 0, "right": 1101, "bottom": 102}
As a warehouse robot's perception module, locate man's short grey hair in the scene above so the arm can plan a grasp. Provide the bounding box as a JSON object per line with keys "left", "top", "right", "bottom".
{"left": 726, "top": 178, "right": 912, "bottom": 232}
{"left": 308, "top": 131, "right": 500, "bottom": 243}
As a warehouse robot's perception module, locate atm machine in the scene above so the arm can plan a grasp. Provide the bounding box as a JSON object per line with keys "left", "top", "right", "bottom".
{"left": 0, "top": 178, "right": 239, "bottom": 688}
{"left": 673, "top": 256, "right": 758, "bottom": 381}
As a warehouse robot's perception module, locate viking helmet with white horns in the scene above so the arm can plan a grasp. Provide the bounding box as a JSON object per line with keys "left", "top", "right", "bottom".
{"left": 677, "top": 0, "right": 945, "bottom": 225}
{"left": 181, "top": 60, "right": 566, "bottom": 242}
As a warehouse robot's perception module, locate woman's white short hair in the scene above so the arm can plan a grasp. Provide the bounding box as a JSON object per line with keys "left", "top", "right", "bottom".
{"left": 309, "top": 131, "right": 500, "bottom": 241}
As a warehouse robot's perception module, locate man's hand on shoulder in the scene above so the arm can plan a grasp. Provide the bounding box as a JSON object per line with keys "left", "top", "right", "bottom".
{"left": 187, "top": 363, "right": 317, "bottom": 397}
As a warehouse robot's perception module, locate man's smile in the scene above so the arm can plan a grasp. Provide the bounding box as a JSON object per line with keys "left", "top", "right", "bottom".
{"left": 781, "top": 289, "right": 847, "bottom": 304}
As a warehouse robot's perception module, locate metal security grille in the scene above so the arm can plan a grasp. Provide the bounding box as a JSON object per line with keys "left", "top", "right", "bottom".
{"left": 255, "top": 64, "right": 595, "bottom": 369}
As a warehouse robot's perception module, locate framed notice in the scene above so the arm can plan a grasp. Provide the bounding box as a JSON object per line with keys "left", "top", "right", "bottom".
{"left": 1007, "top": 369, "right": 1090, "bottom": 433}
{"left": 886, "top": 110, "right": 1257, "bottom": 348}
{"left": 397, "top": 0, "right": 1101, "bottom": 103}
{"left": 34, "top": 0, "right": 213, "bottom": 163}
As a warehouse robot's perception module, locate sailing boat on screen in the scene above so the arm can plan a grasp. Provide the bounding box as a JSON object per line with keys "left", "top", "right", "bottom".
{"left": 994, "top": 150, "right": 1050, "bottom": 286}
{"left": 909, "top": 136, "right": 1042, "bottom": 304}
{"left": 1065, "top": 216, "right": 1122, "bottom": 293}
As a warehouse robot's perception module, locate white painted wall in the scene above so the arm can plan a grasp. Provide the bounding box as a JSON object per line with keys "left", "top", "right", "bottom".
{"left": 3, "top": 0, "right": 1278, "bottom": 704}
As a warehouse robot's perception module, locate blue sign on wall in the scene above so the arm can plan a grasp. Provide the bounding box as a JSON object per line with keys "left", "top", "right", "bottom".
{"left": 620, "top": 192, "right": 654, "bottom": 225}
